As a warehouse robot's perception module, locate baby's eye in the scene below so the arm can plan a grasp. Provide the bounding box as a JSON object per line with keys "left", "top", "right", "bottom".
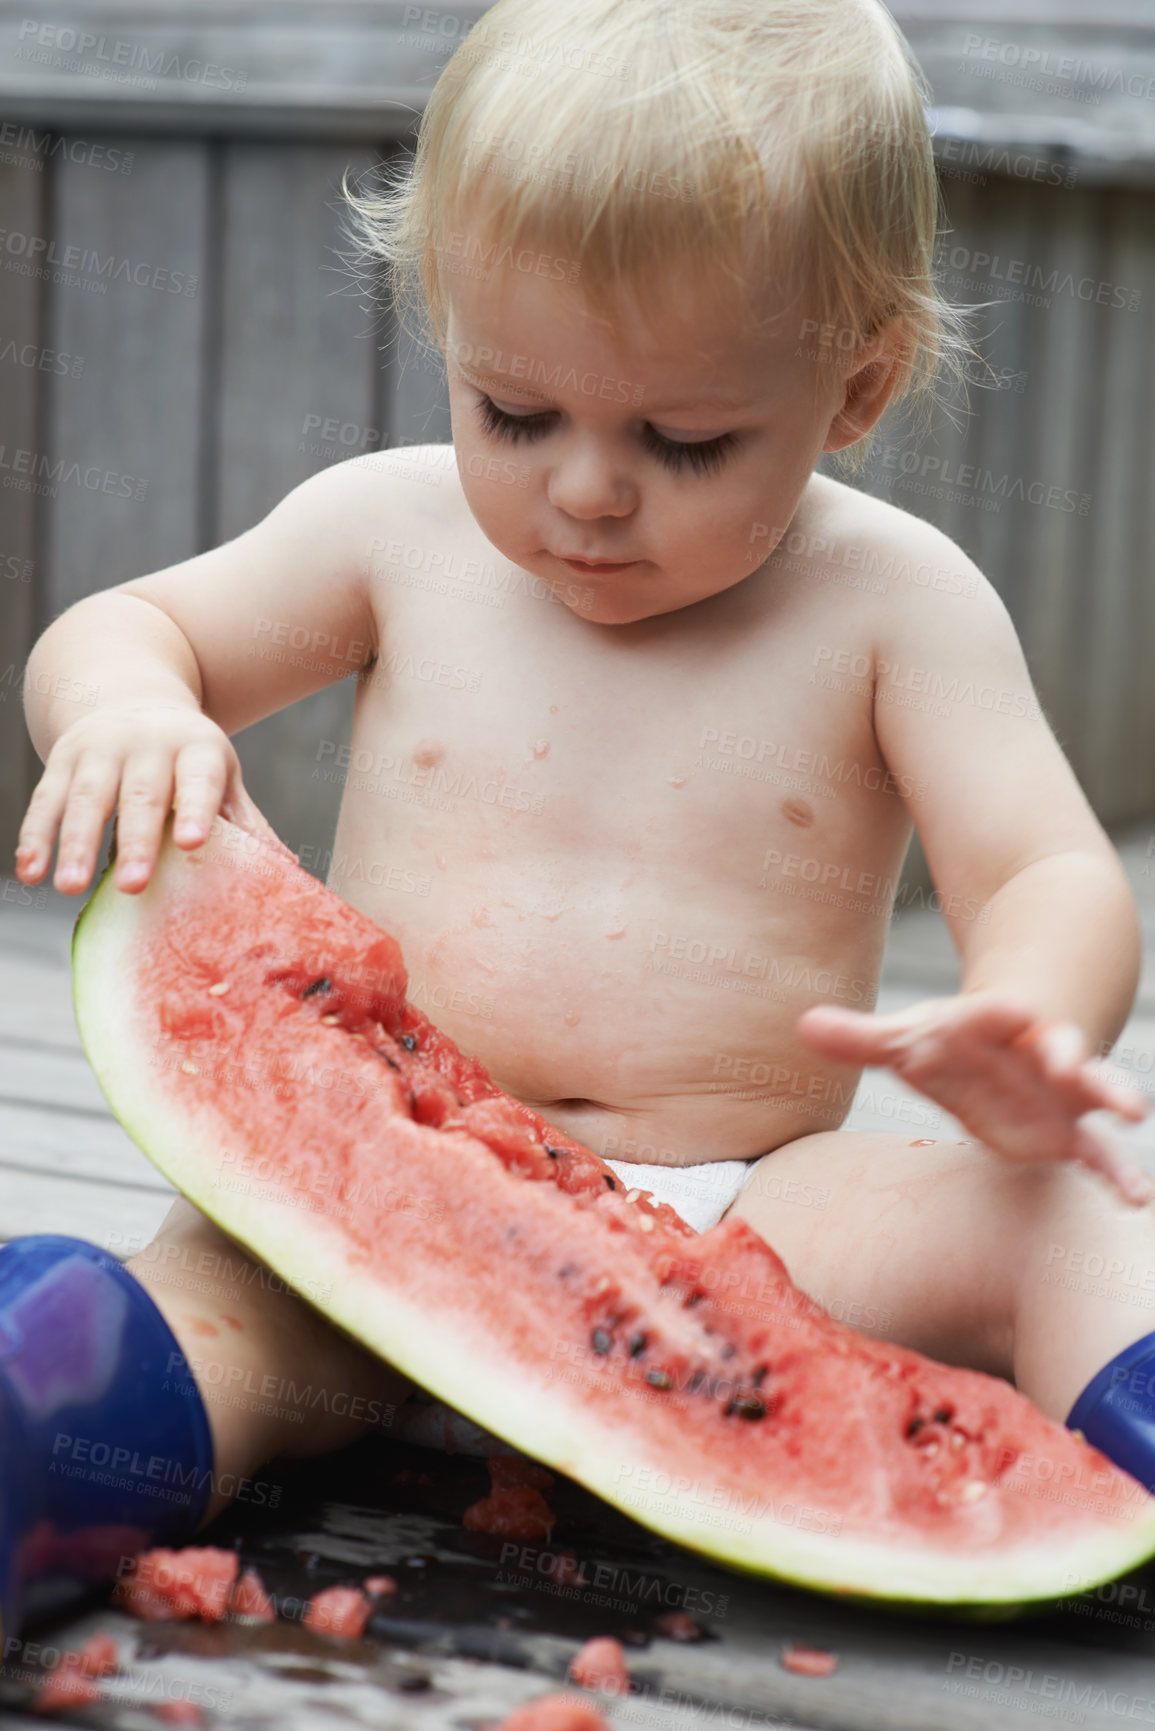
{"left": 641, "top": 425, "right": 739, "bottom": 477}
{"left": 475, "top": 395, "right": 554, "bottom": 442}
{"left": 474, "top": 392, "right": 739, "bottom": 476}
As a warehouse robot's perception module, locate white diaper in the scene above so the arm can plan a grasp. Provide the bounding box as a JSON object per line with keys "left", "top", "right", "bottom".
{"left": 603, "top": 1156, "right": 753, "bottom": 1233}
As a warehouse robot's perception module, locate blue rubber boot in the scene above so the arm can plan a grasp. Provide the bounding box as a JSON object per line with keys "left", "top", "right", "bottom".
{"left": 0, "top": 1236, "right": 214, "bottom": 1648}
{"left": 1067, "top": 1331, "right": 1155, "bottom": 1491}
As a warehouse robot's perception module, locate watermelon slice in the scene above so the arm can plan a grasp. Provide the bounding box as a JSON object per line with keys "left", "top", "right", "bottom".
{"left": 71, "top": 819, "right": 1155, "bottom": 1610}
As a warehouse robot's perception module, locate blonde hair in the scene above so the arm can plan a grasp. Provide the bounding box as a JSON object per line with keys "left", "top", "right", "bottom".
{"left": 346, "top": 0, "right": 969, "bottom": 435}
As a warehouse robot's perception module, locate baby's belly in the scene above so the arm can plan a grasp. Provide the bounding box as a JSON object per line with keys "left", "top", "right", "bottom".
{"left": 337, "top": 865, "right": 880, "bottom": 1167}
{"left": 521, "top": 1087, "right": 851, "bottom": 1168}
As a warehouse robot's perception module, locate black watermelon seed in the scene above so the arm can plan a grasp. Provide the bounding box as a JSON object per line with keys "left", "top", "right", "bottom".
{"left": 934, "top": 1407, "right": 952, "bottom": 1424}
{"left": 645, "top": 1370, "right": 672, "bottom": 1390}
{"left": 751, "top": 1364, "right": 768, "bottom": 1386}
{"left": 592, "top": 1329, "right": 613, "bottom": 1355}
{"left": 906, "top": 1416, "right": 924, "bottom": 1437}
{"left": 302, "top": 977, "right": 332, "bottom": 998}
{"left": 604, "top": 1174, "right": 617, "bottom": 1190}
{"left": 685, "top": 1292, "right": 704, "bottom": 1308}
{"left": 725, "top": 1395, "right": 766, "bottom": 1421}
{"left": 721, "top": 1343, "right": 737, "bottom": 1360}
{"left": 544, "top": 1144, "right": 562, "bottom": 1159}
{"left": 381, "top": 1053, "right": 401, "bottom": 1072}
{"left": 628, "top": 1333, "right": 648, "bottom": 1358}
{"left": 400, "top": 1033, "right": 418, "bottom": 1052}
{"left": 688, "top": 1371, "right": 706, "bottom": 1393}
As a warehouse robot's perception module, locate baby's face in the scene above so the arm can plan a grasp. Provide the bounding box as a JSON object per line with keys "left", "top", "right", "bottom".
{"left": 443, "top": 255, "right": 854, "bottom": 625}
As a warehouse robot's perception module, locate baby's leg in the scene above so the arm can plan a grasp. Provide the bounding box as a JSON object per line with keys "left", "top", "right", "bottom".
{"left": 128, "top": 1199, "right": 413, "bottom": 1523}
{"left": 728, "top": 1132, "right": 1155, "bottom": 1422}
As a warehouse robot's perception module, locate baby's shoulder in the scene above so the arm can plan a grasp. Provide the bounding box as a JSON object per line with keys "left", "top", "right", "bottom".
{"left": 781, "top": 473, "right": 1005, "bottom": 631}
{"left": 803, "top": 474, "right": 983, "bottom": 588}
{"left": 286, "top": 443, "right": 466, "bottom": 540}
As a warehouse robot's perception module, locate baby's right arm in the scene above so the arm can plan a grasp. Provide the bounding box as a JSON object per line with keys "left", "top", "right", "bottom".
{"left": 15, "top": 455, "right": 400, "bottom": 898}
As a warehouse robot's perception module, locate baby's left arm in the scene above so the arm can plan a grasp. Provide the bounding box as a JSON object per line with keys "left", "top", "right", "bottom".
{"left": 800, "top": 518, "right": 1150, "bottom": 1204}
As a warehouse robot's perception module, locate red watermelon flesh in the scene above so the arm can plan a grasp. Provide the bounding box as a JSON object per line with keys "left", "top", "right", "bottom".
{"left": 569, "top": 1637, "right": 631, "bottom": 1694}
{"left": 228, "top": 1567, "right": 276, "bottom": 1622}
{"left": 114, "top": 1546, "right": 238, "bottom": 1621}
{"left": 71, "top": 819, "right": 1155, "bottom": 1609}
{"left": 303, "top": 1585, "right": 373, "bottom": 1638}
{"left": 36, "top": 1634, "right": 118, "bottom": 1714}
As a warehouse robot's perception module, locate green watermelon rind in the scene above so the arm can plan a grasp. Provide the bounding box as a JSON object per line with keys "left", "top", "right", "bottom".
{"left": 71, "top": 839, "right": 1155, "bottom": 1614}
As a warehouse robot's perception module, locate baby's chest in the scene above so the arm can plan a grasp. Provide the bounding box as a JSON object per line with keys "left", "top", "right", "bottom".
{"left": 357, "top": 564, "right": 902, "bottom": 884}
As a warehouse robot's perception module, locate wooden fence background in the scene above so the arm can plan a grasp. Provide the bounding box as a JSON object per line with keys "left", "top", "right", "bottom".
{"left": 0, "top": 0, "right": 1153, "bottom": 872}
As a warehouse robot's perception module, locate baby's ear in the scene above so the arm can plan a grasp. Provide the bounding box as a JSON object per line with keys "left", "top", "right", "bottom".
{"left": 822, "top": 329, "right": 904, "bottom": 453}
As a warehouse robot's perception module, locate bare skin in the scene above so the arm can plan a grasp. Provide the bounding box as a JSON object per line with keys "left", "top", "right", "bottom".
{"left": 15, "top": 260, "right": 1154, "bottom": 1515}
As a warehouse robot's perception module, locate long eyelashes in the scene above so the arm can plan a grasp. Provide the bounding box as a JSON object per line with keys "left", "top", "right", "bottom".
{"left": 640, "top": 423, "right": 739, "bottom": 477}
{"left": 475, "top": 395, "right": 553, "bottom": 444}
{"left": 473, "top": 395, "right": 739, "bottom": 477}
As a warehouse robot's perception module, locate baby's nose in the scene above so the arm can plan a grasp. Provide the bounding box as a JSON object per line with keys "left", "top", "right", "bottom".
{"left": 547, "top": 442, "right": 636, "bottom": 520}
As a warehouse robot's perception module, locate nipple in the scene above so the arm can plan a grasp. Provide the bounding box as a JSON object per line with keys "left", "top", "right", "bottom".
{"left": 413, "top": 739, "right": 444, "bottom": 769}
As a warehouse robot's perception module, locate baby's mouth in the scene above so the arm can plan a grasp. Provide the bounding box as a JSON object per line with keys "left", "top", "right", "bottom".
{"left": 555, "top": 554, "right": 640, "bottom": 574}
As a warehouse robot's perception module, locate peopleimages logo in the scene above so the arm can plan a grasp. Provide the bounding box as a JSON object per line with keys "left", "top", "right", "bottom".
{"left": 936, "top": 243, "right": 1140, "bottom": 313}
{"left": 0, "top": 228, "right": 197, "bottom": 295}
{"left": 960, "top": 33, "right": 1155, "bottom": 104}
{"left": 15, "top": 20, "right": 248, "bottom": 90}
{"left": 874, "top": 445, "right": 1093, "bottom": 515}
{"left": 0, "top": 123, "right": 134, "bottom": 174}
{"left": 50, "top": 1430, "right": 279, "bottom": 1507}
{"left": 0, "top": 446, "right": 147, "bottom": 501}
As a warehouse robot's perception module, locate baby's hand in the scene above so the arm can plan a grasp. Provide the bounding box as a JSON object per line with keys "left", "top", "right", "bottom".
{"left": 799, "top": 991, "right": 1153, "bottom": 1207}
{"left": 14, "top": 704, "right": 275, "bottom": 897}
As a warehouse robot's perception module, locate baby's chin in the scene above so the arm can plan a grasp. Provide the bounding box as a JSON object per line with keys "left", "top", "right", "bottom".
{"left": 560, "top": 573, "right": 754, "bottom": 626}
{"left": 567, "top": 589, "right": 703, "bottom": 627}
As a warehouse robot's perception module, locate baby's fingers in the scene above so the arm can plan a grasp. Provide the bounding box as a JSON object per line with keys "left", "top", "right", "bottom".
{"left": 1075, "top": 1061, "right": 1148, "bottom": 1124}
{"left": 111, "top": 753, "right": 178, "bottom": 893}
{"left": 172, "top": 744, "right": 230, "bottom": 849}
{"left": 14, "top": 765, "right": 72, "bottom": 885}
{"left": 220, "top": 766, "right": 280, "bottom": 846}
{"left": 797, "top": 1004, "right": 889, "bottom": 1062}
{"left": 51, "top": 754, "right": 123, "bottom": 893}
{"left": 1070, "top": 1120, "right": 1155, "bottom": 1208}
{"left": 1028, "top": 1025, "right": 1148, "bottom": 1123}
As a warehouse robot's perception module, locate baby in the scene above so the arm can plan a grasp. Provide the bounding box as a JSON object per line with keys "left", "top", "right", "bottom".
{"left": 7, "top": 0, "right": 1155, "bottom": 1633}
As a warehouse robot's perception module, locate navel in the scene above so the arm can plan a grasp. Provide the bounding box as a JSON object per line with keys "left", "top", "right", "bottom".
{"left": 412, "top": 738, "right": 445, "bottom": 768}
{"left": 782, "top": 798, "right": 814, "bottom": 828}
